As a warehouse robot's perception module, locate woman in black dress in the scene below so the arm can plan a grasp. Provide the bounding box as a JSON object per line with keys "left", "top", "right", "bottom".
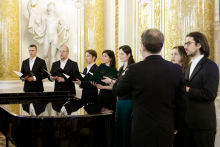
{"left": 95, "top": 50, "right": 117, "bottom": 111}
{"left": 102, "top": 45, "right": 135, "bottom": 147}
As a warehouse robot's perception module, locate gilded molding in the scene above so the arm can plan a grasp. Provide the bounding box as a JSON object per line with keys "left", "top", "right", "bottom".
{"left": 154, "top": 0, "right": 162, "bottom": 30}
{"left": 164, "top": 0, "right": 215, "bottom": 61}
{"left": 115, "top": 0, "right": 119, "bottom": 70}
{"left": 138, "top": 1, "right": 152, "bottom": 61}
{"left": 0, "top": 0, "right": 19, "bottom": 81}
{"left": 84, "top": 0, "right": 104, "bottom": 68}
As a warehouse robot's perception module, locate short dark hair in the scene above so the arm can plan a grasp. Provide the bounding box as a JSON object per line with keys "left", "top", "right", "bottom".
{"left": 186, "top": 32, "right": 210, "bottom": 57}
{"left": 141, "top": 29, "right": 164, "bottom": 53}
{"left": 85, "top": 49, "right": 97, "bottom": 61}
{"left": 29, "top": 44, "right": 37, "bottom": 51}
{"left": 102, "top": 50, "right": 116, "bottom": 68}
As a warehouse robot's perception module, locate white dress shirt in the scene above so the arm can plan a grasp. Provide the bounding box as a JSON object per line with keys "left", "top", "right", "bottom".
{"left": 49, "top": 58, "right": 68, "bottom": 82}
{"left": 189, "top": 54, "right": 204, "bottom": 78}
{"left": 60, "top": 58, "right": 68, "bottom": 69}
{"left": 86, "top": 63, "right": 95, "bottom": 74}
{"left": 29, "top": 56, "right": 37, "bottom": 81}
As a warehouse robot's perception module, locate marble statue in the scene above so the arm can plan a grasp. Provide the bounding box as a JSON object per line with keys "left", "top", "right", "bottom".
{"left": 27, "top": 0, "right": 69, "bottom": 70}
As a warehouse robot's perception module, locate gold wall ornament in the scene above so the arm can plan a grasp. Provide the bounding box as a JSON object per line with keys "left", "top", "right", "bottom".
{"left": 164, "top": 0, "right": 215, "bottom": 61}
{"left": 84, "top": 0, "right": 104, "bottom": 68}
{"left": 138, "top": 1, "right": 152, "bottom": 61}
{"left": 0, "top": 0, "right": 19, "bottom": 81}
{"left": 154, "top": 0, "right": 162, "bottom": 30}
{"left": 136, "top": 0, "right": 215, "bottom": 61}
{"left": 115, "top": 0, "right": 119, "bottom": 70}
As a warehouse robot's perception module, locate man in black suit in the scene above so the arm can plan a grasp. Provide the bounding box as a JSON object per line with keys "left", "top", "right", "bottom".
{"left": 21, "top": 44, "right": 48, "bottom": 115}
{"left": 183, "top": 32, "right": 219, "bottom": 147}
{"left": 112, "top": 29, "right": 187, "bottom": 147}
{"left": 73, "top": 49, "right": 98, "bottom": 103}
{"left": 49, "top": 45, "right": 79, "bottom": 114}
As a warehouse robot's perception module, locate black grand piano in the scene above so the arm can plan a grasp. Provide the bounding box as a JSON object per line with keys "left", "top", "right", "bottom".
{"left": 0, "top": 92, "right": 114, "bottom": 147}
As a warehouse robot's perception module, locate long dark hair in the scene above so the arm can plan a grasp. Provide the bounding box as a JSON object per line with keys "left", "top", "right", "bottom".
{"left": 102, "top": 50, "right": 116, "bottom": 68}
{"left": 172, "top": 46, "right": 190, "bottom": 73}
{"left": 119, "top": 45, "right": 135, "bottom": 68}
{"left": 186, "top": 31, "right": 210, "bottom": 57}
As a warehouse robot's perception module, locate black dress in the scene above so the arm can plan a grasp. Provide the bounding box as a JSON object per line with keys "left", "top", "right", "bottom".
{"left": 96, "top": 66, "right": 117, "bottom": 147}
{"left": 97, "top": 67, "right": 117, "bottom": 111}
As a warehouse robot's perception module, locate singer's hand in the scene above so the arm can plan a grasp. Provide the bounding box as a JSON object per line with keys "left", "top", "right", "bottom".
{"left": 73, "top": 78, "right": 81, "bottom": 85}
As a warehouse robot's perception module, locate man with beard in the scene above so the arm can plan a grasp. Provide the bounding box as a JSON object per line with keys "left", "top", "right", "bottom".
{"left": 184, "top": 32, "right": 219, "bottom": 147}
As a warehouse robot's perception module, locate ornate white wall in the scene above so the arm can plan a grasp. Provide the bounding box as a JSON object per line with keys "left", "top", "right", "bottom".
{"left": 19, "top": 0, "right": 80, "bottom": 68}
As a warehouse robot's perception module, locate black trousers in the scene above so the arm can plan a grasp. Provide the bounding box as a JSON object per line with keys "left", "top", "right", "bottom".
{"left": 183, "top": 124, "right": 216, "bottom": 147}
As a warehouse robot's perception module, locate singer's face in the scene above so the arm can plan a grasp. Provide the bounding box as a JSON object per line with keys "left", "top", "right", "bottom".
{"left": 85, "top": 52, "right": 95, "bottom": 64}
{"left": 119, "top": 49, "right": 130, "bottom": 63}
{"left": 102, "top": 53, "right": 111, "bottom": 64}
{"left": 171, "top": 48, "right": 181, "bottom": 64}
{"left": 29, "top": 47, "right": 38, "bottom": 58}
{"left": 59, "top": 46, "right": 69, "bottom": 60}
{"left": 184, "top": 37, "right": 199, "bottom": 57}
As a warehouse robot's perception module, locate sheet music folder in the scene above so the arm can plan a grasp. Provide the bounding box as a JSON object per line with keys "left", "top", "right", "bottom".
{"left": 51, "top": 68, "right": 66, "bottom": 77}
{"left": 93, "top": 63, "right": 118, "bottom": 79}
{"left": 84, "top": 73, "right": 104, "bottom": 84}
{"left": 13, "top": 70, "right": 34, "bottom": 78}
{"left": 66, "top": 71, "right": 85, "bottom": 81}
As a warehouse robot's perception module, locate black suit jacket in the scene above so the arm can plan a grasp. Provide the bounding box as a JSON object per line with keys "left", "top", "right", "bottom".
{"left": 112, "top": 55, "right": 187, "bottom": 147}
{"left": 185, "top": 57, "right": 219, "bottom": 129}
{"left": 49, "top": 59, "right": 79, "bottom": 94}
{"left": 20, "top": 57, "right": 48, "bottom": 115}
{"left": 20, "top": 57, "right": 48, "bottom": 92}
{"left": 79, "top": 64, "right": 98, "bottom": 103}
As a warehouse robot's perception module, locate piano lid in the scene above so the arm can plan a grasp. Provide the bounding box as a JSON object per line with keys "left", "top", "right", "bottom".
{"left": 0, "top": 92, "right": 113, "bottom": 118}
{"left": 0, "top": 91, "right": 75, "bottom": 104}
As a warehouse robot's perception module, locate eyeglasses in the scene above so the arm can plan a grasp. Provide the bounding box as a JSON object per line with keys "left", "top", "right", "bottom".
{"left": 59, "top": 50, "right": 68, "bottom": 53}
{"left": 184, "top": 41, "right": 195, "bottom": 47}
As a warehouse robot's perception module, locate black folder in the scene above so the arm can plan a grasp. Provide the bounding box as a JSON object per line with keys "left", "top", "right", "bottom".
{"left": 21, "top": 71, "right": 34, "bottom": 78}
{"left": 93, "top": 63, "right": 118, "bottom": 79}
{"left": 68, "top": 71, "right": 85, "bottom": 81}
{"left": 51, "top": 68, "right": 66, "bottom": 77}
{"left": 84, "top": 73, "right": 104, "bottom": 84}
{"left": 89, "top": 69, "right": 96, "bottom": 73}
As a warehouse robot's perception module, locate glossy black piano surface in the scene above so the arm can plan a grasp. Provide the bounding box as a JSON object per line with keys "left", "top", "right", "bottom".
{"left": 0, "top": 91, "right": 75, "bottom": 104}
{"left": 0, "top": 92, "right": 114, "bottom": 147}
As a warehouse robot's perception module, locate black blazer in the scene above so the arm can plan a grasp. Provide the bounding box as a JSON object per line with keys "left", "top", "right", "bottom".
{"left": 185, "top": 57, "right": 219, "bottom": 129}
{"left": 49, "top": 59, "right": 79, "bottom": 94}
{"left": 112, "top": 55, "right": 187, "bottom": 147}
{"left": 20, "top": 57, "right": 48, "bottom": 92}
{"left": 79, "top": 64, "right": 98, "bottom": 103}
